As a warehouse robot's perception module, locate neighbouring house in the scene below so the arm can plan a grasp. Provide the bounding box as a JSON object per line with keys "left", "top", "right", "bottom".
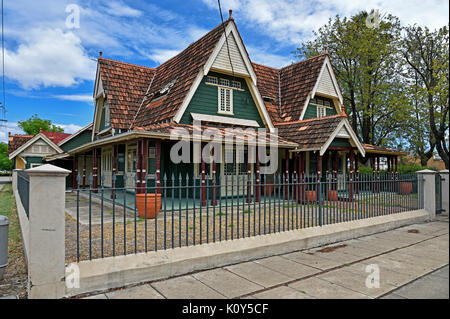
{"left": 8, "top": 129, "right": 71, "bottom": 169}
{"left": 12, "top": 13, "right": 405, "bottom": 199}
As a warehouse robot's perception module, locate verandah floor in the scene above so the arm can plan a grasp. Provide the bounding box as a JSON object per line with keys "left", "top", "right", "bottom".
{"left": 65, "top": 191, "right": 419, "bottom": 263}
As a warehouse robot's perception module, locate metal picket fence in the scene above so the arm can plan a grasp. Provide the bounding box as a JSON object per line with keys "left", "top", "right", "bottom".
{"left": 66, "top": 172, "right": 422, "bottom": 263}
{"left": 17, "top": 170, "right": 30, "bottom": 218}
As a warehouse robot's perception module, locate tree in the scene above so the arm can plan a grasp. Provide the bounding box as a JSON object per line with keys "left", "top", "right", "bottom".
{"left": 18, "top": 114, "right": 64, "bottom": 135}
{"left": 0, "top": 143, "right": 13, "bottom": 171}
{"left": 295, "top": 12, "right": 407, "bottom": 148}
{"left": 402, "top": 25, "right": 449, "bottom": 168}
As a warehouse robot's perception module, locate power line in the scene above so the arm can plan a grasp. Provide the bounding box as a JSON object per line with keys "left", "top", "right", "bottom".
{"left": 0, "top": 0, "right": 6, "bottom": 126}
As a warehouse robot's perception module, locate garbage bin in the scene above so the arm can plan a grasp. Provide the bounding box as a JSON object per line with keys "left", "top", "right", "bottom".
{"left": 0, "top": 215, "right": 8, "bottom": 280}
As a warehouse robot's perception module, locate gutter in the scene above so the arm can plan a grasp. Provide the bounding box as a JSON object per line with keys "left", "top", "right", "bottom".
{"left": 68, "top": 131, "right": 298, "bottom": 155}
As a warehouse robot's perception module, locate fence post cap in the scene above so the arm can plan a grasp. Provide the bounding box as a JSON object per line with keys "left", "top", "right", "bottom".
{"left": 416, "top": 169, "right": 437, "bottom": 175}
{"left": 439, "top": 169, "right": 449, "bottom": 174}
{"left": 26, "top": 164, "right": 71, "bottom": 177}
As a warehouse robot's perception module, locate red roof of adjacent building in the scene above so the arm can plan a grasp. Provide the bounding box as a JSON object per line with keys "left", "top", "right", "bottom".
{"left": 7, "top": 131, "right": 71, "bottom": 156}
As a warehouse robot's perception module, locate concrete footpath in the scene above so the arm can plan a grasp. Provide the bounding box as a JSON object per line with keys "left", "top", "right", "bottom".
{"left": 82, "top": 215, "right": 449, "bottom": 299}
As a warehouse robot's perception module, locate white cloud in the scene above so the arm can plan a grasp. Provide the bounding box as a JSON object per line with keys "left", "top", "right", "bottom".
{"left": 202, "top": 0, "right": 449, "bottom": 45}
{"left": 0, "top": 122, "right": 25, "bottom": 143}
{"left": 54, "top": 123, "right": 83, "bottom": 134}
{"left": 52, "top": 94, "right": 93, "bottom": 103}
{"left": 0, "top": 121, "right": 84, "bottom": 143}
{"left": 146, "top": 49, "right": 181, "bottom": 64}
{"left": 105, "top": 1, "right": 142, "bottom": 17}
{"left": 246, "top": 46, "right": 293, "bottom": 68}
{"left": 5, "top": 28, "right": 96, "bottom": 89}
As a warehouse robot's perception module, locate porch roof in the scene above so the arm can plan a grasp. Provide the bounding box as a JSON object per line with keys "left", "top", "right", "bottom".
{"left": 362, "top": 143, "right": 407, "bottom": 156}
{"left": 275, "top": 115, "right": 365, "bottom": 156}
{"left": 67, "top": 122, "right": 297, "bottom": 155}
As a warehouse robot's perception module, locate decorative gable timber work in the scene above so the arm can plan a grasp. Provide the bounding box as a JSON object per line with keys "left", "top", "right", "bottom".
{"left": 275, "top": 115, "right": 365, "bottom": 156}
{"left": 8, "top": 132, "right": 68, "bottom": 161}
{"left": 311, "top": 56, "right": 343, "bottom": 105}
{"left": 315, "top": 62, "right": 339, "bottom": 98}
{"left": 210, "top": 33, "right": 250, "bottom": 77}
{"left": 171, "top": 20, "right": 274, "bottom": 132}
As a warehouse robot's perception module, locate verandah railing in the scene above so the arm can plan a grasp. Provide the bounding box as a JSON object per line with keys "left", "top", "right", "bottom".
{"left": 67, "top": 172, "right": 422, "bottom": 262}
{"left": 17, "top": 170, "right": 30, "bottom": 218}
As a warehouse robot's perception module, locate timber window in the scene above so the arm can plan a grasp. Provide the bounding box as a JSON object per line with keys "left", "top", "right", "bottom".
{"left": 317, "top": 105, "right": 326, "bottom": 118}
{"left": 218, "top": 87, "right": 233, "bottom": 114}
{"left": 206, "top": 76, "right": 218, "bottom": 85}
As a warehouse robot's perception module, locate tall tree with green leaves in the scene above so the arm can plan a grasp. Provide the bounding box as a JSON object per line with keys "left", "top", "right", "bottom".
{"left": 401, "top": 25, "right": 449, "bottom": 168}
{"left": 295, "top": 11, "right": 407, "bottom": 148}
{"left": 0, "top": 142, "right": 13, "bottom": 171}
{"left": 18, "top": 114, "right": 64, "bottom": 135}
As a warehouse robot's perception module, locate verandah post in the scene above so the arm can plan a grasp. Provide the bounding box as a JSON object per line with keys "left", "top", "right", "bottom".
{"left": 82, "top": 153, "right": 86, "bottom": 189}
{"left": 284, "top": 150, "right": 289, "bottom": 200}
{"left": 111, "top": 144, "right": 117, "bottom": 199}
{"left": 142, "top": 139, "right": 148, "bottom": 193}
{"left": 255, "top": 148, "right": 260, "bottom": 202}
{"left": 317, "top": 154, "right": 322, "bottom": 204}
{"left": 355, "top": 152, "right": 359, "bottom": 194}
{"left": 349, "top": 150, "right": 354, "bottom": 201}
{"left": 156, "top": 140, "right": 161, "bottom": 194}
{"left": 72, "top": 156, "right": 78, "bottom": 189}
{"left": 92, "top": 148, "right": 98, "bottom": 193}
{"left": 136, "top": 139, "right": 142, "bottom": 193}
{"left": 201, "top": 143, "right": 206, "bottom": 207}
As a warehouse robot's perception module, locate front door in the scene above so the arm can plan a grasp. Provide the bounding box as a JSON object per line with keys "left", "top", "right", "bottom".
{"left": 221, "top": 147, "right": 253, "bottom": 197}
{"left": 101, "top": 147, "right": 112, "bottom": 187}
{"left": 126, "top": 144, "right": 137, "bottom": 190}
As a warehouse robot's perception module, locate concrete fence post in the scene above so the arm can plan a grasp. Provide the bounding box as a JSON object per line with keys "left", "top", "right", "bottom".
{"left": 439, "top": 169, "right": 449, "bottom": 215}
{"left": 26, "top": 164, "right": 70, "bottom": 299}
{"left": 12, "top": 169, "right": 19, "bottom": 192}
{"left": 417, "top": 169, "right": 437, "bottom": 220}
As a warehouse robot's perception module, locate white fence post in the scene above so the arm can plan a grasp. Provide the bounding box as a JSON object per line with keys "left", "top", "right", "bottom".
{"left": 12, "top": 169, "right": 19, "bottom": 192}
{"left": 440, "top": 169, "right": 449, "bottom": 215}
{"left": 417, "top": 169, "right": 436, "bottom": 220}
{"left": 26, "top": 164, "right": 70, "bottom": 299}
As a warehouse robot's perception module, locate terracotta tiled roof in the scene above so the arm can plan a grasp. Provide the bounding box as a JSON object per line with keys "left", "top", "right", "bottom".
{"left": 253, "top": 55, "right": 327, "bottom": 123}
{"left": 132, "top": 20, "right": 231, "bottom": 128}
{"left": 275, "top": 115, "right": 345, "bottom": 150}
{"left": 133, "top": 122, "right": 296, "bottom": 146}
{"left": 41, "top": 131, "right": 71, "bottom": 144}
{"left": 98, "top": 58, "right": 155, "bottom": 129}
{"left": 7, "top": 135, "right": 33, "bottom": 155}
{"left": 363, "top": 143, "right": 406, "bottom": 156}
{"left": 7, "top": 131, "right": 70, "bottom": 156}
{"left": 279, "top": 55, "right": 326, "bottom": 122}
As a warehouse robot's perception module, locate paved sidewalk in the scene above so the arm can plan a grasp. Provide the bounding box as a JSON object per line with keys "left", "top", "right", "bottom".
{"left": 82, "top": 216, "right": 449, "bottom": 299}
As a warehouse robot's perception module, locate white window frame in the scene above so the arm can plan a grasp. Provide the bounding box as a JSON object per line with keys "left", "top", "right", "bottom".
{"left": 206, "top": 76, "right": 218, "bottom": 85}
{"left": 316, "top": 105, "right": 327, "bottom": 118}
{"left": 219, "top": 78, "right": 229, "bottom": 86}
{"left": 30, "top": 163, "right": 43, "bottom": 168}
{"left": 218, "top": 86, "right": 233, "bottom": 115}
{"left": 231, "top": 80, "right": 241, "bottom": 89}
{"left": 126, "top": 145, "right": 137, "bottom": 173}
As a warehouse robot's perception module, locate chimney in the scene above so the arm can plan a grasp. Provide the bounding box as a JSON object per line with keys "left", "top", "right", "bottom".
{"left": 324, "top": 46, "right": 328, "bottom": 55}
{"left": 99, "top": 51, "right": 103, "bottom": 59}
{"left": 39, "top": 127, "right": 43, "bottom": 133}
{"left": 229, "top": 9, "right": 233, "bottom": 20}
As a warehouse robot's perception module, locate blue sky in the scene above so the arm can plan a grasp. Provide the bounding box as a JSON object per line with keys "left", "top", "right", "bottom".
{"left": 1, "top": 0, "right": 449, "bottom": 142}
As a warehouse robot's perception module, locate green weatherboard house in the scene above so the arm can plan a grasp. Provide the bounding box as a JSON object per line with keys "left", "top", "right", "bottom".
{"left": 11, "top": 12, "right": 405, "bottom": 199}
